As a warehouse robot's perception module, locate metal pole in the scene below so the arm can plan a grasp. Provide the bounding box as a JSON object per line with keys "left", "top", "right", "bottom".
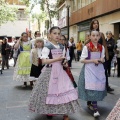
{"left": 67, "top": 6, "right": 69, "bottom": 41}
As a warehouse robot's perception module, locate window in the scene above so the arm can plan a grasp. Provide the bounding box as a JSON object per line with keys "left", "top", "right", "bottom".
{"left": 81, "top": 0, "right": 86, "bottom": 7}
{"left": 78, "top": 0, "right": 82, "bottom": 9}
{"left": 77, "top": 0, "right": 96, "bottom": 9}
{"left": 17, "top": 10, "right": 28, "bottom": 20}
{"left": 71, "top": 0, "right": 76, "bottom": 11}
{"left": 86, "top": 0, "right": 92, "bottom": 5}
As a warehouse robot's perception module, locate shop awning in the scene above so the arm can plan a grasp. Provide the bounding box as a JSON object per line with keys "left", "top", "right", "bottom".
{"left": 109, "top": 20, "right": 120, "bottom": 24}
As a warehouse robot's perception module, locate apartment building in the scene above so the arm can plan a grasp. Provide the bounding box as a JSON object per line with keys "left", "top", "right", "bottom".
{"left": 58, "top": 0, "right": 120, "bottom": 43}
{"left": 0, "top": 0, "right": 29, "bottom": 41}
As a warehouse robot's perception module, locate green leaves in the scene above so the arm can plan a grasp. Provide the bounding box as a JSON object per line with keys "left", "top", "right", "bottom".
{"left": 32, "top": 12, "right": 47, "bottom": 21}
{"left": 0, "top": 0, "right": 17, "bottom": 26}
{"left": 20, "top": 0, "right": 30, "bottom": 7}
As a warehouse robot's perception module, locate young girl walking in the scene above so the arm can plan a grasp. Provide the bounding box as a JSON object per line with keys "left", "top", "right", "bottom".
{"left": 29, "top": 26, "right": 81, "bottom": 120}
{"left": 13, "top": 32, "right": 32, "bottom": 87}
{"left": 78, "top": 30, "right": 107, "bottom": 117}
{"left": 29, "top": 37, "right": 44, "bottom": 86}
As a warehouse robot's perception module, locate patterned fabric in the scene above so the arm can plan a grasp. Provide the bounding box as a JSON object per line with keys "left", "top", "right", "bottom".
{"left": 78, "top": 65, "right": 107, "bottom": 101}
{"left": 86, "top": 41, "right": 102, "bottom": 52}
{"left": 106, "top": 98, "right": 120, "bottom": 120}
{"left": 46, "top": 49, "right": 78, "bottom": 105}
{"left": 13, "top": 42, "right": 31, "bottom": 82}
{"left": 29, "top": 67, "right": 81, "bottom": 114}
{"left": 13, "top": 59, "right": 31, "bottom": 82}
{"left": 18, "top": 51, "right": 31, "bottom": 74}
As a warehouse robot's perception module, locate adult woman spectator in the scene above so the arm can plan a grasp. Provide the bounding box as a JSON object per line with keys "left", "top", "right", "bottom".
{"left": 105, "top": 31, "right": 115, "bottom": 77}
{"left": 90, "top": 19, "right": 114, "bottom": 92}
{"left": 59, "top": 35, "right": 70, "bottom": 61}
{"left": 1, "top": 38, "right": 11, "bottom": 70}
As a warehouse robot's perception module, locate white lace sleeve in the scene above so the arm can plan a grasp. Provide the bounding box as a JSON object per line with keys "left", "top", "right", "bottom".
{"left": 63, "top": 47, "right": 70, "bottom": 61}
{"left": 41, "top": 47, "right": 50, "bottom": 59}
{"left": 101, "top": 46, "right": 105, "bottom": 58}
{"left": 80, "top": 46, "right": 88, "bottom": 61}
{"left": 66, "top": 48, "right": 70, "bottom": 60}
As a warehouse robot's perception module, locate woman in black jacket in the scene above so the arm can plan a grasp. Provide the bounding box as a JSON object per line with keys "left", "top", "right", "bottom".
{"left": 1, "top": 38, "right": 11, "bottom": 70}
{"left": 105, "top": 31, "right": 115, "bottom": 77}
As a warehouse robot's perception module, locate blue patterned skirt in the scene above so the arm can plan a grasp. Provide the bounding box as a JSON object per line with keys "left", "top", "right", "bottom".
{"left": 78, "top": 65, "right": 107, "bottom": 101}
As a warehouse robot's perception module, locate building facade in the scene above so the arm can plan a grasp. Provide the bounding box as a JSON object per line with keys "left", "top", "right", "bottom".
{"left": 0, "top": 0, "right": 29, "bottom": 41}
{"left": 58, "top": 0, "right": 120, "bottom": 43}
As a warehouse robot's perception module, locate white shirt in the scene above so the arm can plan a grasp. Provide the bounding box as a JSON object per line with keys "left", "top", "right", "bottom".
{"left": 41, "top": 42, "right": 60, "bottom": 59}
{"left": 117, "top": 39, "right": 120, "bottom": 58}
{"left": 13, "top": 49, "right": 19, "bottom": 58}
{"left": 30, "top": 39, "right": 35, "bottom": 48}
{"left": 22, "top": 41, "right": 30, "bottom": 45}
{"left": 80, "top": 46, "right": 105, "bottom": 61}
{"left": 68, "top": 41, "right": 72, "bottom": 47}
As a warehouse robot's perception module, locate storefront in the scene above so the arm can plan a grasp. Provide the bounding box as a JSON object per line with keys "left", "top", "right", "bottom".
{"left": 77, "top": 21, "right": 91, "bottom": 42}
{"left": 61, "top": 27, "right": 67, "bottom": 36}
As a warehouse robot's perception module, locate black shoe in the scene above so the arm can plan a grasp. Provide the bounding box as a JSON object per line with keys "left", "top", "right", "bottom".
{"left": 117, "top": 75, "right": 120, "bottom": 77}
{"left": 107, "top": 87, "right": 114, "bottom": 92}
{"left": 108, "top": 74, "right": 111, "bottom": 77}
{"left": 46, "top": 115, "right": 53, "bottom": 119}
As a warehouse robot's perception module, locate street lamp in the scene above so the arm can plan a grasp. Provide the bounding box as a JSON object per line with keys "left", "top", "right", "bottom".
{"left": 65, "top": 0, "right": 70, "bottom": 41}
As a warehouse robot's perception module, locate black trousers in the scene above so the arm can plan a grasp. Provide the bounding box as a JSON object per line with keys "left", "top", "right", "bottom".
{"left": 103, "top": 61, "right": 109, "bottom": 89}
{"left": 2, "top": 55, "right": 9, "bottom": 69}
{"left": 68, "top": 53, "right": 74, "bottom": 67}
{"left": 77, "top": 50, "right": 82, "bottom": 61}
{"left": 117, "top": 57, "right": 120, "bottom": 77}
{"left": 107, "top": 56, "right": 114, "bottom": 76}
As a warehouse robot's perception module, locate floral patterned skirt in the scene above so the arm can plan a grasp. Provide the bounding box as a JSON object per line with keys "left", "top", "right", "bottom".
{"left": 106, "top": 98, "right": 120, "bottom": 120}
{"left": 29, "top": 67, "right": 81, "bottom": 114}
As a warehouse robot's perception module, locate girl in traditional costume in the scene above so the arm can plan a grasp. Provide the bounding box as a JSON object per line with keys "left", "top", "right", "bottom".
{"left": 13, "top": 32, "right": 32, "bottom": 87}
{"left": 90, "top": 19, "right": 114, "bottom": 92}
{"left": 29, "top": 27, "right": 81, "bottom": 120}
{"left": 78, "top": 30, "right": 107, "bottom": 117}
{"left": 29, "top": 37, "right": 44, "bottom": 86}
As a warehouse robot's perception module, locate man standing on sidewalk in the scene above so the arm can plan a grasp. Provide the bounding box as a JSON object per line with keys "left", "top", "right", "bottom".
{"left": 76, "top": 40, "right": 83, "bottom": 61}
{"left": 31, "top": 31, "right": 41, "bottom": 48}
{"left": 1, "top": 38, "right": 11, "bottom": 70}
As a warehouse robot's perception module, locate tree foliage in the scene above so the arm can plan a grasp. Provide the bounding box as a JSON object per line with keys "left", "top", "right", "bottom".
{"left": 21, "top": 0, "right": 60, "bottom": 27}
{"left": 56, "top": 0, "right": 65, "bottom": 7}
{"left": 32, "top": 11, "right": 47, "bottom": 31}
{"left": 32, "top": 12, "right": 47, "bottom": 21}
{"left": 0, "top": 0, "right": 17, "bottom": 26}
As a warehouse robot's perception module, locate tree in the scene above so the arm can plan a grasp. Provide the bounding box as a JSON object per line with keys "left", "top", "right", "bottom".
{"left": 39, "top": 0, "right": 56, "bottom": 28}
{"left": 0, "top": 0, "right": 17, "bottom": 26}
{"left": 32, "top": 12, "right": 47, "bottom": 32}
{"left": 21, "top": 0, "right": 59, "bottom": 28}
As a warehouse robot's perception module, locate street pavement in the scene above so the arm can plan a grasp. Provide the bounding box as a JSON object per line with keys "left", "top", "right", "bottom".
{"left": 0, "top": 59, "right": 120, "bottom": 120}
